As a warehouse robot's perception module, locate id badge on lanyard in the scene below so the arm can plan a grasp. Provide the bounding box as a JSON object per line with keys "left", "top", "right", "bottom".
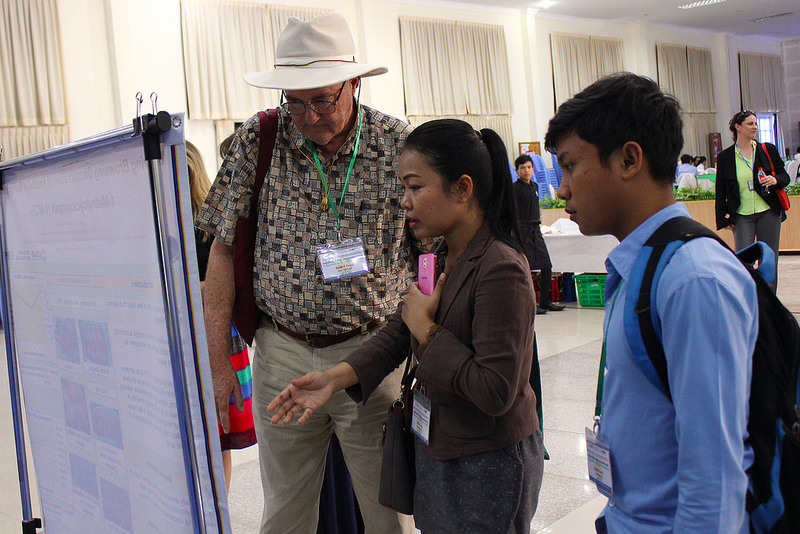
{"left": 586, "top": 426, "right": 613, "bottom": 497}
{"left": 411, "top": 385, "right": 431, "bottom": 445}
{"left": 316, "top": 237, "right": 370, "bottom": 281}
{"left": 585, "top": 284, "right": 621, "bottom": 498}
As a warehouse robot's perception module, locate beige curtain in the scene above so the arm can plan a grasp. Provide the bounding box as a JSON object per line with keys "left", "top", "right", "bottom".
{"left": 268, "top": 6, "right": 327, "bottom": 52}
{"left": 399, "top": 17, "right": 514, "bottom": 152}
{"left": 181, "top": 1, "right": 271, "bottom": 120}
{"left": 550, "top": 33, "right": 623, "bottom": 109}
{"left": 591, "top": 37, "right": 624, "bottom": 82}
{"left": 656, "top": 43, "right": 691, "bottom": 108}
{"left": 687, "top": 47, "right": 715, "bottom": 112}
{"left": 740, "top": 52, "right": 785, "bottom": 113}
{"left": 0, "top": 125, "right": 70, "bottom": 162}
{"left": 682, "top": 113, "right": 717, "bottom": 160}
{"left": 406, "top": 114, "right": 514, "bottom": 153}
{"left": 0, "top": 0, "right": 67, "bottom": 160}
{"left": 657, "top": 43, "right": 717, "bottom": 157}
{"left": 181, "top": 1, "right": 327, "bottom": 121}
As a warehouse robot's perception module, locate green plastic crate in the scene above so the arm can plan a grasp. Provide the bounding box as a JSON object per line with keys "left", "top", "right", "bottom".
{"left": 574, "top": 273, "right": 607, "bottom": 307}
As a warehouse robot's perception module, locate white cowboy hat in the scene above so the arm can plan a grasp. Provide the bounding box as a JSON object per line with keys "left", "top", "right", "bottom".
{"left": 244, "top": 12, "right": 387, "bottom": 91}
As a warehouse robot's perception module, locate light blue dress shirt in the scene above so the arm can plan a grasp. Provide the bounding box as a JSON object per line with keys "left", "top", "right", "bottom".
{"left": 598, "top": 203, "right": 757, "bottom": 533}
{"left": 675, "top": 163, "right": 698, "bottom": 179}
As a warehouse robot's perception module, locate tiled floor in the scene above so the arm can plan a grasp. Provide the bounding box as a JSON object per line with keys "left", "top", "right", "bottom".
{"left": 2, "top": 256, "right": 799, "bottom": 533}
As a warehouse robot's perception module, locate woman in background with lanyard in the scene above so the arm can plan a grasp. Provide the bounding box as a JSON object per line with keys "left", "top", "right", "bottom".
{"left": 715, "top": 110, "right": 790, "bottom": 289}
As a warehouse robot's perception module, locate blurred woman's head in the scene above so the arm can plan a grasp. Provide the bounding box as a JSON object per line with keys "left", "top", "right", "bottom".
{"left": 186, "top": 141, "right": 211, "bottom": 218}
{"left": 729, "top": 110, "right": 757, "bottom": 142}
{"left": 186, "top": 141, "right": 213, "bottom": 241}
{"left": 399, "top": 119, "right": 520, "bottom": 253}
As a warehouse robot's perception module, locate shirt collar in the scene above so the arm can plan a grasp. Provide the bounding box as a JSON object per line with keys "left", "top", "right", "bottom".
{"left": 734, "top": 140, "right": 757, "bottom": 162}
{"left": 605, "top": 203, "right": 690, "bottom": 281}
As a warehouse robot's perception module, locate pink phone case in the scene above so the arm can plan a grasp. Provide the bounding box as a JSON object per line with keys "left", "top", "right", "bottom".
{"left": 418, "top": 253, "right": 437, "bottom": 296}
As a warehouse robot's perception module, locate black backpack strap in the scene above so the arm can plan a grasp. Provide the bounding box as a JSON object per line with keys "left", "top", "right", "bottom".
{"left": 625, "top": 217, "right": 722, "bottom": 401}
{"left": 643, "top": 216, "right": 722, "bottom": 248}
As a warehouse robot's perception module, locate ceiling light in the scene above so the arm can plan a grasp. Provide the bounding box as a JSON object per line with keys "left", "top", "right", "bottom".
{"left": 534, "top": 0, "right": 557, "bottom": 8}
{"left": 677, "top": 0, "right": 727, "bottom": 9}
{"left": 751, "top": 12, "right": 793, "bottom": 22}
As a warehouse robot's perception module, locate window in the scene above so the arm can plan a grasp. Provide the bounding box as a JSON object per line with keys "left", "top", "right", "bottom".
{"left": 756, "top": 113, "right": 777, "bottom": 146}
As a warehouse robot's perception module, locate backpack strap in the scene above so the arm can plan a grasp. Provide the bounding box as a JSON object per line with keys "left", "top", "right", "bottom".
{"left": 737, "top": 242, "right": 776, "bottom": 286}
{"left": 623, "top": 217, "right": 720, "bottom": 401}
{"left": 252, "top": 109, "right": 279, "bottom": 216}
{"left": 624, "top": 216, "right": 776, "bottom": 401}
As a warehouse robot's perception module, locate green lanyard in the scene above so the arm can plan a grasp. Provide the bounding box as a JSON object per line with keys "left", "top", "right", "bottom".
{"left": 308, "top": 110, "right": 363, "bottom": 232}
{"left": 594, "top": 284, "right": 622, "bottom": 428}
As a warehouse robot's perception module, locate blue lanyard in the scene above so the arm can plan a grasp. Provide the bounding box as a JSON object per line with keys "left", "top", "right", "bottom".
{"left": 735, "top": 141, "right": 756, "bottom": 172}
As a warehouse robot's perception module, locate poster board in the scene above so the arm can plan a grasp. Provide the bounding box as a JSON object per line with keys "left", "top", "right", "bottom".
{"left": 518, "top": 141, "right": 541, "bottom": 156}
{"left": 0, "top": 115, "right": 229, "bottom": 533}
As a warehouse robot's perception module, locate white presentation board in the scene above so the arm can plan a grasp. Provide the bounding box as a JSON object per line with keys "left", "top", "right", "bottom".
{"left": 0, "top": 116, "right": 228, "bottom": 534}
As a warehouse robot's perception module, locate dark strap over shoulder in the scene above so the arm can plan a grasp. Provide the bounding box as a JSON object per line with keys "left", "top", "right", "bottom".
{"left": 643, "top": 216, "right": 722, "bottom": 248}
{"left": 252, "top": 109, "right": 279, "bottom": 216}
{"left": 231, "top": 108, "right": 278, "bottom": 345}
{"left": 631, "top": 217, "right": 724, "bottom": 401}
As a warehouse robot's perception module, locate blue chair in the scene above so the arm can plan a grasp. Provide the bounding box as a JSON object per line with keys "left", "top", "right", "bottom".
{"left": 550, "top": 152, "right": 563, "bottom": 187}
{"left": 547, "top": 169, "right": 559, "bottom": 195}
{"left": 530, "top": 155, "right": 551, "bottom": 199}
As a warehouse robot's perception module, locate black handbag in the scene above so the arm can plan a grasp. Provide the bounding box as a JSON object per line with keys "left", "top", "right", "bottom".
{"left": 378, "top": 352, "right": 416, "bottom": 515}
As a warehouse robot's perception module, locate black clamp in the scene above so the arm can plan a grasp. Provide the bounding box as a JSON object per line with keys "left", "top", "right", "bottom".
{"left": 132, "top": 92, "right": 171, "bottom": 161}
{"left": 22, "top": 518, "right": 42, "bottom": 534}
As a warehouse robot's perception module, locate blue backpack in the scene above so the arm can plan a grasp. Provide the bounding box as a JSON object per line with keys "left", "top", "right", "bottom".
{"left": 624, "top": 216, "right": 800, "bottom": 533}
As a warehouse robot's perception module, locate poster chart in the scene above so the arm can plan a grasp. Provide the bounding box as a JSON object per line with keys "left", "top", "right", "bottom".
{"left": 0, "top": 116, "right": 229, "bottom": 534}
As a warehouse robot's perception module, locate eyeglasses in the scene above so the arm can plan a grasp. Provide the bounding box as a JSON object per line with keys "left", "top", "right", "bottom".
{"left": 280, "top": 82, "right": 347, "bottom": 116}
{"left": 738, "top": 110, "right": 755, "bottom": 120}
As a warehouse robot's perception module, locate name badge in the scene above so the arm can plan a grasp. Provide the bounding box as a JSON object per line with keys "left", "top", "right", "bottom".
{"left": 586, "top": 427, "right": 613, "bottom": 497}
{"left": 748, "top": 180, "right": 755, "bottom": 191}
{"left": 316, "top": 237, "right": 370, "bottom": 282}
{"left": 411, "top": 388, "right": 431, "bottom": 445}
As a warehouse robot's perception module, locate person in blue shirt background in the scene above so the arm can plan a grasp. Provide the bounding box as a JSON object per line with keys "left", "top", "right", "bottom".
{"left": 675, "top": 153, "right": 698, "bottom": 179}
{"left": 544, "top": 72, "right": 756, "bottom": 533}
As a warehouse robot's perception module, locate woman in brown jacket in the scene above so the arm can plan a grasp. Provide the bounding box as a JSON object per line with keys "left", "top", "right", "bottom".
{"left": 268, "top": 119, "right": 543, "bottom": 533}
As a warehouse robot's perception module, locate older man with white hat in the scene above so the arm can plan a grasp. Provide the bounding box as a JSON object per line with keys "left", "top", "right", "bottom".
{"left": 196, "top": 12, "right": 412, "bottom": 534}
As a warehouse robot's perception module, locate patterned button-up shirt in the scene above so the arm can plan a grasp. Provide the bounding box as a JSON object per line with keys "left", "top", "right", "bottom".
{"left": 196, "top": 104, "right": 411, "bottom": 335}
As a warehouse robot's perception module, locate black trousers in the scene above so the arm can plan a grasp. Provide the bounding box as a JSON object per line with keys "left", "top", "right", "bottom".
{"left": 521, "top": 223, "right": 554, "bottom": 306}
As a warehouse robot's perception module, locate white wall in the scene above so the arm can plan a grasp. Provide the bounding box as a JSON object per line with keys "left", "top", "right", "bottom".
{"left": 50, "top": 0, "right": 798, "bottom": 171}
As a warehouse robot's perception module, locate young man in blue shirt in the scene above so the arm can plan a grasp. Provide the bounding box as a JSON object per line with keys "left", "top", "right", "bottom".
{"left": 544, "top": 73, "right": 757, "bottom": 533}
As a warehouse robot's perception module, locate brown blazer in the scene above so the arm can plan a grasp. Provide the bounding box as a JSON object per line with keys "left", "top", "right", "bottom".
{"left": 344, "top": 223, "right": 539, "bottom": 460}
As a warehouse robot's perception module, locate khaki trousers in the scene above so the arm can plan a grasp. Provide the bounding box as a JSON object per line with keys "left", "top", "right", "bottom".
{"left": 251, "top": 320, "right": 411, "bottom": 534}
